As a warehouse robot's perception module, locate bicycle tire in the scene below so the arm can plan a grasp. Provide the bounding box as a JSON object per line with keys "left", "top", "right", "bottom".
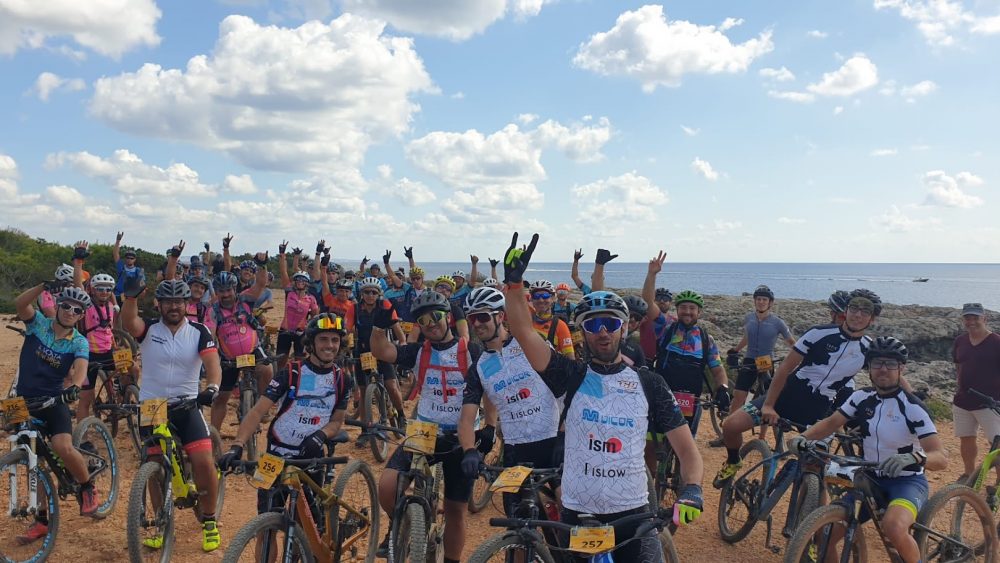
{"left": 194, "top": 425, "right": 226, "bottom": 521}
{"left": 390, "top": 502, "right": 429, "bottom": 563}
{"left": 330, "top": 459, "right": 380, "bottom": 563}
{"left": 708, "top": 399, "right": 724, "bottom": 439}
{"left": 127, "top": 461, "right": 176, "bottom": 563}
{"left": 468, "top": 433, "right": 504, "bottom": 514}
{"left": 0, "top": 449, "right": 60, "bottom": 563}
{"left": 363, "top": 383, "right": 389, "bottom": 462}
{"left": 660, "top": 528, "right": 681, "bottom": 563}
{"left": 718, "top": 439, "right": 773, "bottom": 543}
{"left": 960, "top": 459, "right": 1000, "bottom": 555}
{"left": 221, "top": 512, "right": 315, "bottom": 563}
{"left": 240, "top": 387, "right": 258, "bottom": 462}
{"left": 123, "top": 384, "right": 142, "bottom": 457}
{"left": 113, "top": 328, "right": 139, "bottom": 357}
{"left": 93, "top": 369, "right": 119, "bottom": 437}
{"left": 466, "top": 531, "right": 556, "bottom": 563}
{"left": 791, "top": 472, "right": 821, "bottom": 531}
{"left": 784, "top": 504, "right": 867, "bottom": 563}
{"left": 917, "top": 483, "right": 998, "bottom": 562}
{"left": 397, "top": 369, "right": 416, "bottom": 404}
{"left": 72, "top": 415, "right": 121, "bottom": 519}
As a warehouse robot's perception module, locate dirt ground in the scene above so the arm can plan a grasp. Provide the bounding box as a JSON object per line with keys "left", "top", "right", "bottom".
{"left": 0, "top": 294, "right": 976, "bottom": 562}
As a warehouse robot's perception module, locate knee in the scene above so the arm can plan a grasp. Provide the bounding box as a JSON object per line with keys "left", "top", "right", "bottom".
{"left": 51, "top": 436, "right": 74, "bottom": 457}
{"left": 882, "top": 513, "right": 912, "bottom": 541}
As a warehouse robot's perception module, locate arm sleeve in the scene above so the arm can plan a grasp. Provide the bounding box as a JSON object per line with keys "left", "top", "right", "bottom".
{"left": 263, "top": 376, "right": 289, "bottom": 403}
{"left": 908, "top": 396, "right": 938, "bottom": 438}
{"left": 642, "top": 371, "right": 687, "bottom": 434}
{"left": 23, "top": 310, "right": 44, "bottom": 335}
{"left": 394, "top": 342, "right": 422, "bottom": 370}
{"left": 194, "top": 322, "right": 218, "bottom": 355}
{"left": 706, "top": 333, "right": 722, "bottom": 369}
{"left": 462, "top": 359, "right": 485, "bottom": 406}
{"left": 537, "top": 349, "right": 586, "bottom": 398}
{"left": 793, "top": 328, "right": 816, "bottom": 356}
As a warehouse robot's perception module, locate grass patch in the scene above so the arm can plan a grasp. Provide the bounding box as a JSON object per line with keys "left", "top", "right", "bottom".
{"left": 924, "top": 397, "right": 953, "bottom": 422}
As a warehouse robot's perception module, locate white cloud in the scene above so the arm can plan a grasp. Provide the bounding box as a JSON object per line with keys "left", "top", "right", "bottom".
{"left": 922, "top": 169, "right": 984, "bottom": 207}
{"left": 870, "top": 148, "right": 898, "bottom": 156}
{"left": 691, "top": 157, "right": 720, "bottom": 181}
{"left": 871, "top": 205, "right": 940, "bottom": 232}
{"left": 874, "top": 0, "right": 1000, "bottom": 45}
{"left": 807, "top": 30, "right": 829, "bottom": 38}
{"left": 768, "top": 90, "right": 815, "bottom": 103}
{"left": 0, "top": 0, "right": 161, "bottom": 58}
{"left": 46, "top": 149, "right": 216, "bottom": 197}
{"left": 573, "top": 5, "right": 774, "bottom": 92}
{"left": 393, "top": 177, "right": 437, "bottom": 206}
{"left": 451, "top": 91, "right": 465, "bottom": 99}
{"left": 89, "top": 14, "right": 434, "bottom": 174}
{"left": 833, "top": 105, "right": 845, "bottom": 115}
{"left": 0, "top": 153, "right": 17, "bottom": 178}
{"left": 45, "top": 185, "right": 86, "bottom": 206}
{"left": 806, "top": 55, "right": 879, "bottom": 97}
{"left": 534, "top": 117, "right": 612, "bottom": 163}
{"left": 879, "top": 79, "right": 898, "bottom": 96}
{"left": 571, "top": 172, "right": 668, "bottom": 233}
{"left": 972, "top": 15, "right": 1000, "bottom": 34}
{"left": 223, "top": 174, "right": 258, "bottom": 194}
{"left": 680, "top": 125, "right": 700, "bottom": 137}
{"left": 339, "top": 0, "right": 554, "bottom": 41}
{"left": 759, "top": 66, "right": 795, "bottom": 82}
{"left": 712, "top": 219, "right": 742, "bottom": 231}
{"left": 777, "top": 217, "right": 806, "bottom": 224}
{"left": 900, "top": 79, "right": 938, "bottom": 102}
{"left": 517, "top": 113, "right": 539, "bottom": 125}
{"left": 33, "top": 72, "right": 86, "bottom": 101}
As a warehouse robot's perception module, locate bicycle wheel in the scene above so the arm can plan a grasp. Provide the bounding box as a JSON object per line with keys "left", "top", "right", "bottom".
{"left": 390, "top": 503, "right": 428, "bottom": 563}
{"left": 363, "top": 383, "right": 389, "bottom": 462}
{"left": 706, "top": 396, "right": 724, "bottom": 439}
{"left": 660, "top": 528, "right": 681, "bottom": 563}
{"left": 221, "top": 512, "right": 315, "bottom": 563}
{"left": 916, "top": 483, "right": 997, "bottom": 562}
{"left": 961, "top": 459, "right": 1000, "bottom": 553}
{"left": 127, "top": 461, "right": 175, "bottom": 563}
{"left": 113, "top": 328, "right": 139, "bottom": 357}
{"left": 718, "top": 439, "right": 773, "bottom": 543}
{"left": 784, "top": 504, "right": 867, "bottom": 563}
{"left": 240, "top": 386, "right": 259, "bottom": 462}
{"left": 72, "top": 415, "right": 120, "bottom": 519}
{"left": 654, "top": 446, "right": 682, "bottom": 509}
{"left": 397, "top": 369, "right": 416, "bottom": 404}
{"left": 466, "top": 532, "right": 556, "bottom": 563}
{"left": 330, "top": 459, "right": 379, "bottom": 562}
{"left": 790, "top": 472, "right": 821, "bottom": 531}
{"left": 93, "top": 369, "right": 119, "bottom": 437}
{"left": 469, "top": 432, "right": 504, "bottom": 513}
{"left": 0, "top": 449, "right": 60, "bottom": 563}
{"left": 124, "top": 384, "right": 142, "bottom": 458}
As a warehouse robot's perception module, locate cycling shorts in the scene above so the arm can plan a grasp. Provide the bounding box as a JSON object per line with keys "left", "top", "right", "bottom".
{"left": 839, "top": 473, "right": 928, "bottom": 523}
{"left": 734, "top": 358, "right": 765, "bottom": 392}
{"left": 28, "top": 402, "right": 73, "bottom": 437}
{"left": 276, "top": 330, "right": 305, "bottom": 357}
{"left": 385, "top": 438, "right": 472, "bottom": 503}
{"left": 83, "top": 351, "right": 116, "bottom": 390}
{"left": 742, "top": 377, "right": 831, "bottom": 428}
{"left": 221, "top": 346, "right": 268, "bottom": 392}
{"left": 139, "top": 403, "right": 212, "bottom": 455}
{"left": 501, "top": 436, "right": 560, "bottom": 517}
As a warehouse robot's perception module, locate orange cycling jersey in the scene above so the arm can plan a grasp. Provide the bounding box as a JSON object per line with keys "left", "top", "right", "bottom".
{"left": 532, "top": 316, "right": 574, "bottom": 357}
{"left": 322, "top": 294, "right": 356, "bottom": 332}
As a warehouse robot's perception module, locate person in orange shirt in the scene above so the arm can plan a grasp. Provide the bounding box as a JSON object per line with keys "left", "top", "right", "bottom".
{"left": 528, "top": 280, "right": 574, "bottom": 357}
{"left": 320, "top": 268, "right": 356, "bottom": 333}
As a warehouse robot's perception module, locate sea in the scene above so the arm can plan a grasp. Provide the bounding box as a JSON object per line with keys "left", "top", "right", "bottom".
{"left": 412, "top": 262, "right": 1000, "bottom": 311}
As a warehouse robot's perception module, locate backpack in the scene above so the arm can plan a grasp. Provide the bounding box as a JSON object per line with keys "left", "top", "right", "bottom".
{"left": 409, "top": 338, "right": 470, "bottom": 402}
{"left": 284, "top": 359, "right": 346, "bottom": 403}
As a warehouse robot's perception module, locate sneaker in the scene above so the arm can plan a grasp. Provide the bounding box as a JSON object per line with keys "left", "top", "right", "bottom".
{"left": 202, "top": 519, "right": 221, "bottom": 552}
{"left": 713, "top": 461, "right": 743, "bottom": 489}
{"left": 78, "top": 484, "right": 100, "bottom": 517}
{"left": 15, "top": 521, "right": 48, "bottom": 545}
{"left": 142, "top": 535, "right": 165, "bottom": 549}
{"left": 375, "top": 528, "right": 391, "bottom": 558}
{"left": 708, "top": 437, "right": 725, "bottom": 448}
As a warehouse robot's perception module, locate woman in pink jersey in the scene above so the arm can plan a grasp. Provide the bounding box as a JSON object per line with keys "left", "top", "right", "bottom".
{"left": 77, "top": 273, "right": 118, "bottom": 420}
{"left": 277, "top": 245, "right": 319, "bottom": 364}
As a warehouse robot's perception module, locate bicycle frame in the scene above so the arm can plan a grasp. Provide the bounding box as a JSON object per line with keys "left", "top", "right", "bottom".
{"left": 393, "top": 450, "right": 439, "bottom": 529}
{"left": 6, "top": 427, "right": 42, "bottom": 517}
{"left": 147, "top": 423, "right": 198, "bottom": 505}
{"left": 734, "top": 449, "right": 823, "bottom": 543}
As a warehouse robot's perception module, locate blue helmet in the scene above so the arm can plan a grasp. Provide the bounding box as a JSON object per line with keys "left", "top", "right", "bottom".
{"left": 212, "top": 271, "right": 239, "bottom": 291}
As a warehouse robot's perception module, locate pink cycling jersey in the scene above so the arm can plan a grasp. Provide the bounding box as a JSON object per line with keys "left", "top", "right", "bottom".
{"left": 81, "top": 301, "right": 116, "bottom": 353}
{"left": 214, "top": 302, "right": 259, "bottom": 358}
{"left": 186, "top": 302, "right": 216, "bottom": 331}
{"left": 38, "top": 291, "right": 56, "bottom": 314}
{"left": 281, "top": 289, "right": 318, "bottom": 332}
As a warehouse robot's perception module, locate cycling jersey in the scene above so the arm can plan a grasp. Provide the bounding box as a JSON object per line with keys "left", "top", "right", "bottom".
{"left": 394, "top": 338, "right": 482, "bottom": 432}
{"left": 653, "top": 323, "right": 721, "bottom": 396}
{"left": 16, "top": 310, "right": 89, "bottom": 398}
{"left": 280, "top": 289, "right": 318, "bottom": 332}
{"left": 532, "top": 316, "right": 574, "bottom": 357}
{"left": 114, "top": 260, "right": 143, "bottom": 298}
{"left": 186, "top": 302, "right": 216, "bottom": 331}
{"left": 79, "top": 301, "right": 117, "bottom": 353}
{"left": 321, "top": 294, "right": 356, "bottom": 331}
{"left": 136, "top": 319, "right": 217, "bottom": 401}
{"left": 213, "top": 300, "right": 260, "bottom": 359}
{"left": 552, "top": 300, "right": 575, "bottom": 323}
{"left": 638, "top": 313, "right": 670, "bottom": 360}
{"left": 790, "top": 324, "right": 870, "bottom": 402}
{"left": 539, "top": 351, "right": 686, "bottom": 515}
{"left": 742, "top": 312, "right": 792, "bottom": 358}
{"left": 450, "top": 284, "right": 471, "bottom": 306}
{"left": 355, "top": 300, "right": 398, "bottom": 354}
{"left": 463, "top": 337, "right": 560, "bottom": 445}
{"left": 264, "top": 360, "right": 349, "bottom": 456}
{"left": 384, "top": 283, "right": 416, "bottom": 322}
{"left": 838, "top": 387, "right": 936, "bottom": 477}
{"left": 36, "top": 290, "right": 56, "bottom": 314}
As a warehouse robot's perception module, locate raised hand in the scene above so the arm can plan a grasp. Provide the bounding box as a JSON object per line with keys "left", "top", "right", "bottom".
{"left": 315, "top": 240, "right": 326, "bottom": 254}
{"left": 470, "top": 255, "right": 479, "bottom": 264}
{"left": 73, "top": 240, "right": 90, "bottom": 261}
{"left": 116, "top": 231, "right": 124, "bottom": 242}
{"left": 123, "top": 272, "right": 147, "bottom": 299}
{"left": 168, "top": 240, "right": 185, "bottom": 258}
{"left": 503, "top": 232, "right": 538, "bottom": 284}
{"left": 291, "top": 247, "right": 302, "bottom": 256}
{"left": 489, "top": 258, "right": 499, "bottom": 268}
{"left": 279, "top": 240, "right": 288, "bottom": 254}
{"left": 595, "top": 248, "right": 618, "bottom": 265}
{"left": 203, "top": 241, "right": 210, "bottom": 252}
{"left": 648, "top": 250, "right": 666, "bottom": 274}
{"left": 403, "top": 246, "right": 413, "bottom": 259}
{"left": 222, "top": 233, "right": 233, "bottom": 249}
{"left": 253, "top": 251, "right": 269, "bottom": 266}
{"left": 573, "top": 249, "right": 584, "bottom": 262}
{"left": 383, "top": 250, "right": 391, "bottom": 264}
{"left": 320, "top": 254, "right": 330, "bottom": 267}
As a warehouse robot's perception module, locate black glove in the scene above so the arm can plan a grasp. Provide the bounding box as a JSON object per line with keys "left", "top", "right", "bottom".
{"left": 320, "top": 254, "right": 330, "bottom": 267}
{"left": 573, "top": 249, "right": 584, "bottom": 262}
{"left": 222, "top": 233, "right": 233, "bottom": 249}
{"left": 197, "top": 386, "right": 219, "bottom": 407}
{"left": 714, "top": 386, "right": 731, "bottom": 414}
{"left": 43, "top": 280, "right": 63, "bottom": 293}
{"left": 299, "top": 429, "right": 328, "bottom": 459}
{"left": 316, "top": 241, "right": 325, "bottom": 254}
{"left": 253, "top": 252, "right": 268, "bottom": 266}
{"left": 123, "top": 273, "right": 147, "bottom": 299}
{"left": 373, "top": 303, "right": 395, "bottom": 330}
{"left": 595, "top": 249, "right": 618, "bottom": 265}
{"left": 218, "top": 445, "right": 243, "bottom": 471}
{"left": 292, "top": 247, "right": 302, "bottom": 256}
{"left": 461, "top": 448, "right": 483, "bottom": 479}
{"left": 503, "top": 232, "right": 538, "bottom": 284}
{"left": 73, "top": 246, "right": 90, "bottom": 261}
{"left": 475, "top": 425, "right": 496, "bottom": 454}
{"left": 403, "top": 246, "right": 413, "bottom": 259}
{"left": 489, "top": 258, "right": 499, "bottom": 268}
{"left": 204, "top": 242, "right": 210, "bottom": 252}
{"left": 382, "top": 250, "right": 391, "bottom": 265}
{"left": 61, "top": 385, "right": 80, "bottom": 403}
{"left": 278, "top": 241, "right": 288, "bottom": 254}
{"left": 726, "top": 350, "right": 740, "bottom": 369}
{"left": 168, "top": 246, "right": 181, "bottom": 258}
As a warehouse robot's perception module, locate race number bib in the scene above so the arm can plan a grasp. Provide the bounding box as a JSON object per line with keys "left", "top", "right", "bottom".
{"left": 401, "top": 322, "right": 414, "bottom": 335}
{"left": 674, "top": 392, "right": 696, "bottom": 417}
{"left": 113, "top": 348, "right": 134, "bottom": 373}
{"left": 490, "top": 466, "right": 531, "bottom": 493}
{"left": 404, "top": 420, "right": 439, "bottom": 455}
{"left": 755, "top": 356, "right": 773, "bottom": 372}
{"left": 569, "top": 526, "right": 615, "bottom": 554}
{"left": 236, "top": 354, "right": 256, "bottom": 368}
{"left": 140, "top": 398, "right": 168, "bottom": 427}
{"left": 251, "top": 453, "right": 286, "bottom": 489}
{"left": 360, "top": 352, "right": 377, "bottom": 372}
{"left": 0, "top": 397, "right": 29, "bottom": 425}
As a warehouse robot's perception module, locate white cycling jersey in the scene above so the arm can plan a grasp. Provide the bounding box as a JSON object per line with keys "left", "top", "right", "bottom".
{"left": 137, "top": 319, "right": 216, "bottom": 402}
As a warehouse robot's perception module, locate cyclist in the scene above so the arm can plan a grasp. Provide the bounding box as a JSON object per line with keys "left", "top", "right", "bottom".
{"left": 654, "top": 288, "right": 676, "bottom": 323}
{"left": 788, "top": 337, "right": 946, "bottom": 563}
{"left": 218, "top": 313, "right": 351, "bottom": 512}
{"left": 369, "top": 290, "right": 492, "bottom": 563}
{"left": 727, "top": 285, "right": 796, "bottom": 413}
{"left": 621, "top": 295, "right": 651, "bottom": 367}
{"left": 353, "top": 276, "right": 406, "bottom": 448}
{"left": 37, "top": 263, "right": 75, "bottom": 318}
{"left": 120, "top": 276, "right": 224, "bottom": 551}
{"left": 75, "top": 270, "right": 119, "bottom": 421}
{"left": 320, "top": 272, "right": 357, "bottom": 333}
{"left": 382, "top": 250, "right": 418, "bottom": 323}
{"left": 482, "top": 277, "right": 500, "bottom": 288}
{"left": 552, "top": 282, "right": 575, "bottom": 324}
{"left": 529, "top": 280, "right": 575, "bottom": 358}
{"left": 828, "top": 290, "right": 851, "bottom": 324}
{"left": 951, "top": 302, "right": 1000, "bottom": 480}
{"left": 458, "top": 287, "right": 561, "bottom": 516}
{"left": 714, "top": 288, "right": 912, "bottom": 487}
{"left": 112, "top": 231, "right": 144, "bottom": 305}
{"left": 186, "top": 276, "right": 215, "bottom": 330}
{"left": 450, "top": 269, "right": 471, "bottom": 305}
{"left": 502, "top": 233, "right": 703, "bottom": 561}
{"left": 12, "top": 283, "right": 100, "bottom": 542}
{"left": 277, "top": 243, "right": 319, "bottom": 361}
{"left": 636, "top": 263, "right": 673, "bottom": 363}
{"left": 406, "top": 275, "right": 469, "bottom": 342}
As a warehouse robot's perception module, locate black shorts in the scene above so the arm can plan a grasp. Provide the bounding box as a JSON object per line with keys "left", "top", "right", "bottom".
{"left": 734, "top": 358, "right": 762, "bottom": 392}
{"left": 83, "top": 351, "right": 116, "bottom": 390}
{"left": 257, "top": 465, "right": 326, "bottom": 514}
{"left": 29, "top": 402, "right": 73, "bottom": 437}
{"left": 139, "top": 402, "right": 212, "bottom": 454}
{"left": 560, "top": 506, "right": 664, "bottom": 562}
{"left": 276, "top": 331, "right": 305, "bottom": 357}
{"left": 220, "top": 346, "right": 268, "bottom": 392}
{"left": 501, "top": 436, "right": 560, "bottom": 516}
{"left": 742, "top": 376, "right": 832, "bottom": 428}
{"left": 353, "top": 359, "right": 397, "bottom": 388}
{"left": 385, "top": 437, "right": 472, "bottom": 503}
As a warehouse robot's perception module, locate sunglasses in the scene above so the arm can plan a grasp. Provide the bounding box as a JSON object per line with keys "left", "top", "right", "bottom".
{"left": 847, "top": 305, "right": 874, "bottom": 316}
{"left": 93, "top": 287, "right": 113, "bottom": 293}
{"left": 435, "top": 285, "right": 453, "bottom": 293}
{"left": 869, "top": 359, "right": 901, "bottom": 370}
{"left": 468, "top": 312, "right": 497, "bottom": 324}
{"left": 362, "top": 289, "right": 380, "bottom": 296}
{"left": 531, "top": 292, "right": 552, "bottom": 300}
{"left": 316, "top": 316, "right": 343, "bottom": 330}
{"left": 581, "top": 317, "right": 624, "bottom": 334}
{"left": 416, "top": 310, "right": 447, "bottom": 327}
{"left": 59, "top": 302, "right": 85, "bottom": 315}
{"left": 629, "top": 315, "right": 644, "bottom": 323}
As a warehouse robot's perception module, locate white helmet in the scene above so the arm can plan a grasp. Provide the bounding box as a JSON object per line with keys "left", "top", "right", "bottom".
{"left": 529, "top": 280, "right": 554, "bottom": 293}
{"left": 54, "top": 263, "right": 74, "bottom": 282}
{"left": 452, "top": 270, "right": 466, "bottom": 280}
{"left": 91, "top": 273, "right": 116, "bottom": 289}
{"left": 464, "top": 287, "right": 505, "bottom": 314}
{"left": 483, "top": 277, "right": 499, "bottom": 288}
{"left": 292, "top": 270, "right": 311, "bottom": 283}
{"left": 360, "top": 276, "right": 382, "bottom": 292}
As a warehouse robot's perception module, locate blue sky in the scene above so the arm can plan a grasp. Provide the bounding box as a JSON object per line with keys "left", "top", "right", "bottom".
{"left": 1, "top": 0, "right": 998, "bottom": 262}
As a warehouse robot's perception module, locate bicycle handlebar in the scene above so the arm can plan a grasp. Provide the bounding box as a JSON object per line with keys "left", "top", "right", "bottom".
{"left": 489, "top": 507, "right": 671, "bottom": 535}
{"left": 6, "top": 325, "right": 26, "bottom": 337}
{"left": 226, "top": 456, "right": 350, "bottom": 474}
{"left": 220, "top": 353, "right": 284, "bottom": 369}
{"left": 969, "top": 388, "right": 1000, "bottom": 413}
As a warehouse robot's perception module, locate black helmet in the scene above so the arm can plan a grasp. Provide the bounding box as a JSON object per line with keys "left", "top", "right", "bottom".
{"left": 623, "top": 295, "right": 648, "bottom": 318}
{"left": 155, "top": 280, "right": 192, "bottom": 300}
{"left": 752, "top": 285, "right": 774, "bottom": 300}
{"left": 828, "top": 290, "right": 851, "bottom": 314}
{"left": 849, "top": 288, "right": 882, "bottom": 316}
{"left": 866, "top": 336, "right": 907, "bottom": 364}
{"left": 304, "top": 312, "right": 347, "bottom": 343}
{"left": 654, "top": 288, "right": 672, "bottom": 302}
{"left": 411, "top": 290, "right": 450, "bottom": 317}
{"left": 212, "top": 271, "right": 238, "bottom": 291}
{"left": 188, "top": 276, "right": 211, "bottom": 289}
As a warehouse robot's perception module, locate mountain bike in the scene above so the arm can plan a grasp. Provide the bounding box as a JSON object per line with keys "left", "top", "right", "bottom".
{"left": 0, "top": 394, "right": 120, "bottom": 562}
{"left": 469, "top": 463, "right": 564, "bottom": 560}
{"left": 955, "top": 388, "right": 1000, "bottom": 556}
{"left": 469, "top": 426, "right": 505, "bottom": 513}
{"left": 125, "top": 398, "right": 225, "bottom": 562}
{"left": 221, "top": 352, "right": 279, "bottom": 462}
{"left": 222, "top": 451, "right": 379, "bottom": 563}
{"left": 357, "top": 352, "right": 405, "bottom": 462}
{"left": 784, "top": 445, "right": 997, "bottom": 563}
{"left": 90, "top": 348, "right": 142, "bottom": 457}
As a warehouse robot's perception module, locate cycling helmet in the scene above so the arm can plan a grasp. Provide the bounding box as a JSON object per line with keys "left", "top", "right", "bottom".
{"left": 555, "top": 283, "right": 571, "bottom": 292}
{"left": 239, "top": 260, "right": 257, "bottom": 272}
{"left": 57, "top": 286, "right": 92, "bottom": 308}
{"left": 267, "top": 271, "right": 275, "bottom": 283}
{"left": 212, "top": 271, "right": 238, "bottom": 291}
{"left": 655, "top": 288, "right": 673, "bottom": 302}
{"left": 188, "top": 276, "right": 211, "bottom": 289}
{"left": 410, "top": 266, "right": 425, "bottom": 277}
{"left": 155, "top": 280, "right": 191, "bottom": 300}
{"left": 123, "top": 249, "right": 137, "bottom": 258}
{"left": 673, "top": 290, "right": 704, "bottom": 309}
{"left": 292, "top": 270, "right": 311, "bottom": 283}
{"left": 464, "top": 287, "right": 505, "bottom": 313}
{"left": 433, "top": 275, "right": 456, "bottom": 292}
{"left": 412, "top": 290, "right": 451, "bottom": 317}
{"left": 849, "top": 288, "right": 883, "bottom": 316}
{"left": 327, "top": 262, "right": 341, "bottom": 274}
{"left": 304, "top": 312, "right": 347, "bottom": 340}
{"left": 623, "top": 295, "right": 648, "bottom": 318}
{"left": 828, "top": 290, "right": 851, "bottom": 314}
{"left": 752, "top": 285, "right": 774, "bottom": 300}
{"left": 91, "top": 273, "right": 116, "bottom": 289}
{"left": 54, "top": 263, "right": 75, "bottom": 282}
{"left": 529, "top": 280, "right": 555, "bottom": 293}
{"left": 452, "top": 270, "right": 466, "bottom": 280}
{"left": 573, "top": 291, "right": 629, "bottom": 325}
{"left": 866, "top": 336, "right": 908, "bottom": 364}
{"left": 360, "top": 276, "right": 382, "bottom": 292}
{"left": 335, "top": 279, "right": 354, "bottom": 291}
{"left": 483, "top": 277, "right": 499, "bottom": 288}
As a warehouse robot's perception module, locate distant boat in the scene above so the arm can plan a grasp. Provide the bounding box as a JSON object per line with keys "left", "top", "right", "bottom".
{"left": 913, "top": 277, "right": 929, "bottom": 282}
